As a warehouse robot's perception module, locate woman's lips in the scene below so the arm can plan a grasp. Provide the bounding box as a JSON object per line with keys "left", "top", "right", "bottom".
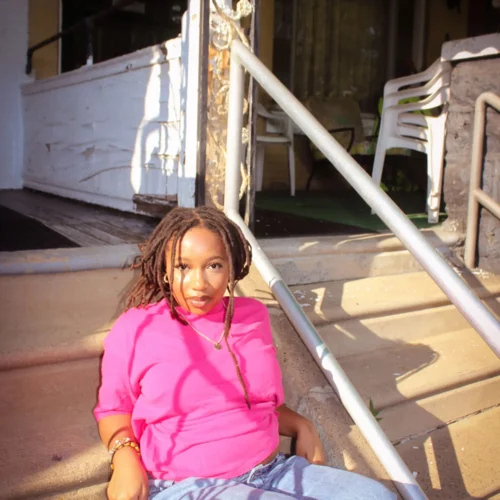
{"left": 187, "top": 296, "right": 211, "bottom": 308}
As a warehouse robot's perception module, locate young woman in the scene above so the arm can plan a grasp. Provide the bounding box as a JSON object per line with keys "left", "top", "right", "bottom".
{"left": 94, "top": 206, "right": 395, "bottom": 500}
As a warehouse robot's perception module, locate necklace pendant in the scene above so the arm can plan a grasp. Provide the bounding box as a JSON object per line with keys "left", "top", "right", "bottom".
{"left": 214, "top": 343, "right": 223, "bottom": 350}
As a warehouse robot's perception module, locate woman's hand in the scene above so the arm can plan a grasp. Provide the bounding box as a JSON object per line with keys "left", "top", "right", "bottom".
{"left": 107, "top": 448, "right": 149, "bottom": 500}
{"left": 276, "top": 405, "right": 326, "bottom": 465}
{"left": 295, "top": 419, "right": 326, "bottom": 465}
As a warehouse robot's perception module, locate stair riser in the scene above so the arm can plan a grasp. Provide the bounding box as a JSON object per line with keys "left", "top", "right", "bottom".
{"left": 274, "top": 248, "right": 453, "bottom": 286}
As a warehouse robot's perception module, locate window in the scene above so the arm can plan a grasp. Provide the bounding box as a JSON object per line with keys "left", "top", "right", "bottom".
{"left": 61, "top": 0, "right": 187, "bottom": 73}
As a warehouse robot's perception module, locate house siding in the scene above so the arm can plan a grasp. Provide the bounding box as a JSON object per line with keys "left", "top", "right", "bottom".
{"left": 21, "top": 39, "right": 183, "bottom": 213}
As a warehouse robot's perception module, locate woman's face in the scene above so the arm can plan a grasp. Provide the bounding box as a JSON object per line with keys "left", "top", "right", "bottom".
{"left": 165, "top": 226, "right": 230, "bottom": 315}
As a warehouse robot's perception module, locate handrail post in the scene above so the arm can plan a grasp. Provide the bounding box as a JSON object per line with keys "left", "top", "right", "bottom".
{"left": 465, "top": 92, "right": 500, "bottom": 269}
{"left": 224, "top": 47, "right": 245, "bottom": 212}
{"left": 464, "top": 94, "right": 486, "bottom": 268}
{"left": 225, "top": 46, "right": 428, "bottom": 500}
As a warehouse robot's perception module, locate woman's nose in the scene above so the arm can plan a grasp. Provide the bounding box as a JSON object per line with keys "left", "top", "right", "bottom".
{"left": 192, "top": 269, "right": 208, "bottom": 290}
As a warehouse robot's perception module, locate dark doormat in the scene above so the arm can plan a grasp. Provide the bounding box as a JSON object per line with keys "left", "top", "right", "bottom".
{"left": 0, "top": 206, "right": 79, "bottom": 251}
{"left": 254, "top": 207, "right": 372, "bottom": 238}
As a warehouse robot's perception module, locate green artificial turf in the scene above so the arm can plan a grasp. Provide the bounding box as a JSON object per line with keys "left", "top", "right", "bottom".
{"left": 256, "top": 191, "right": 446, "bottom": 233}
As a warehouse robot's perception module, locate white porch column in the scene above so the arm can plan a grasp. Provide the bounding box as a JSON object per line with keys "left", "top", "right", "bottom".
{"left": 179, "top": 0, "right": 203, "bottom": 207}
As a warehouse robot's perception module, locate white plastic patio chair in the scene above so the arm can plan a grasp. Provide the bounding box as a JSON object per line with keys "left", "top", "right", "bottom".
{"left": 256, "top": 103, "right": 295, "bottom": 196}
{"left": 371, "top": 59, "right": 452, "bottom": 223}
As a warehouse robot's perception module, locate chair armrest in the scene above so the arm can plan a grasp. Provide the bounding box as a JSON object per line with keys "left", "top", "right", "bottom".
{"left": 384, "top": 69, "right": 451, "bottom": 106}
{"left": 384, "top": 59, "right": 450, "bottom": 95}
{"left": 257, "top": 103, "right": 282, "bottom": 120}
{"left": 385, "top": 86, "right": 450, "bottom": 115}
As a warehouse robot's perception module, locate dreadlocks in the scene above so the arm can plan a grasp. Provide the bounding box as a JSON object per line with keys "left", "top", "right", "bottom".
{"left": 126, "top": 206, "right": 253, "bottom": 407}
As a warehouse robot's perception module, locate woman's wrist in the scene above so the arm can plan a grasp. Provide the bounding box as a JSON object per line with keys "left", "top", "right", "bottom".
{"left": 295, "top": 415, "right": 315, "bottom": 435}
{"left": 277, "top": 405, "right": 314, "bottom": 437}
{"left": 112, "top": 446, "right": 143, "bottom": 471}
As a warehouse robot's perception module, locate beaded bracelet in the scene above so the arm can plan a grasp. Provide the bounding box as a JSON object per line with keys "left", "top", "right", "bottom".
{"left": 108, "top": 437, "right": 141, "bottom": 470}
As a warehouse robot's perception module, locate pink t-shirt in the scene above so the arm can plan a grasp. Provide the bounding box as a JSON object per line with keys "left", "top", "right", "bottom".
{"left": 94, "top": 297, "right": 284, "bottom": 480}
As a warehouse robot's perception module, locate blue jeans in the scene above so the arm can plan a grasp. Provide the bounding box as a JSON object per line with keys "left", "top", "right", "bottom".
{"left": 148, "top": 454, "right": 396, "bottom": 499}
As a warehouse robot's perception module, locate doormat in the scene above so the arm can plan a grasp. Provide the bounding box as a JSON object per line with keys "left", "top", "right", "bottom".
{"left": 0, "top": 205, "right": 79, "bottom": 251}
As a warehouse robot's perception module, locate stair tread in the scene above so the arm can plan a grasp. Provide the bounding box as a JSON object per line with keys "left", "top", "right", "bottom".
{"left": 317, "top": 296, "right": 500, "bottom": 359}
{"left": 0, "top": 268, "right": 135, "bottom": 368}
{"left": 338, "top": 327, "right": 500, "bottom": 410}
{"left": 291, "top": 269, "right": 500, "bottom": 324}
{"left": 396, "top": 405, "right": 500, "bottom": 499}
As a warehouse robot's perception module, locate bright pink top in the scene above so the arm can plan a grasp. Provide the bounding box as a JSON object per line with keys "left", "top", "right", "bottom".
{"left": 94, "top": 297, "right": 284, "bottom": 480}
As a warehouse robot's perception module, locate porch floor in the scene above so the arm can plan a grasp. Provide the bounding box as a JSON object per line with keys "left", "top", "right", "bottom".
{"left": 0, "top": 188, "right": 445, "bottom": 251}
{"left": 0, "top": 189, "right": 375, "bottom": 250}
{"left": 0, "top": 189, "right": 158, "bottom": 247}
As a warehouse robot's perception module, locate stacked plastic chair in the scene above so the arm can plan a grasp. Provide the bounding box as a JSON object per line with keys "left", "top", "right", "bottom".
{"left": 255, "top": 103, "right": 295, "bottom": 196}
{"left": 372, "top": 59, "right": 452, "bottom": 223}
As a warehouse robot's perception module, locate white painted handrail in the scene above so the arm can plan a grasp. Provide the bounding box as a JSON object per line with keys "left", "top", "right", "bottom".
{"left": 225, "top": 40, "right": 500, "bottom": 500}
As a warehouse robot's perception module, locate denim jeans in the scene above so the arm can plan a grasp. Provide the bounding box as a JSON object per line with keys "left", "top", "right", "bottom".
{"left": 148, "top": 454, "right": 396, "bottom": 499}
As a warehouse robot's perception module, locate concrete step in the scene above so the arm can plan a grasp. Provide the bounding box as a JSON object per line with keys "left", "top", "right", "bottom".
{"left": 316, "top": 296, "right": 500, "bottom": 360}
{"left": 379, "top": 374, "right": 500, "bottom": 444}
{"left": 0, "top": 358, "right": 108, "bottom": 500}
{"left": 0, "top": 268, "right": 136, "bottom": 369}
{"left": 338, "top": 327, "right": 500, "bottom": 410}
{"left": 291, "top": 269, "right": 500, "bottom": 326}
{"left": 261, "top": 228, "right": 461, "bottom": 285}
{"left": 395, "top": 405, "right": 500, "bottom": 499}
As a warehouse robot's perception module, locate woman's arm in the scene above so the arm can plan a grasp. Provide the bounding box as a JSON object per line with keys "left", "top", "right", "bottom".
{"left": 276, "top": 405, "right": 326, "bottom": 465}
{"left": 98, "top": 415, "right": 148, "bottom": 500}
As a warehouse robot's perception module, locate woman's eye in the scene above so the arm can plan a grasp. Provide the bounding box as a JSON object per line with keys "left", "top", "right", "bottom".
{"left": 175, "top": 263, "right": 188, "bottom": 271}
{"left": 209, "top": 263, "right": 222, "bottom": 270}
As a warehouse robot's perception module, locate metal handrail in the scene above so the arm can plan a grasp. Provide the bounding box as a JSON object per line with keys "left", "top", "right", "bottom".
{"left": 25, "top": 0, "right": 139, "bottom": 74}
{"left": 464, "top": 92, "right": 500, "bottom": 269}
{"left": 224, "top": 40, "right": 500, "bottom": 500}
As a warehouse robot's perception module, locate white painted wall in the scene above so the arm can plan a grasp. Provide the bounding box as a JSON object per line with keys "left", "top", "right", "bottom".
{"left": 0, "top": 0, "right": 29, "bottom": 189}
{"left": 22, "top": 38, "right": 184, "bottom": 213}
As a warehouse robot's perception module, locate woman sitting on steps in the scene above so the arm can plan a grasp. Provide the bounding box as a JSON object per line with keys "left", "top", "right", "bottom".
{"left": 94, "top": 206, "right": 396, "bottom": 500}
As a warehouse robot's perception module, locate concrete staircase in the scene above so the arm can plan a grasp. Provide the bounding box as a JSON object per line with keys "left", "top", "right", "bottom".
{"left": 258, "top": 229, "right": 500, "bottom": 500}
{"left": 1, "top": 228, "right": 499, "bottom": 499}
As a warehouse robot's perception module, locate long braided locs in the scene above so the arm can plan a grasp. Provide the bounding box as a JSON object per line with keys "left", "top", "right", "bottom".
{"left": 126, "top": 206, "right": 253, "bottom": 407}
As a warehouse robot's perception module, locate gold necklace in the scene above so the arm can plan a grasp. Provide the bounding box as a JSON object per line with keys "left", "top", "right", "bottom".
{"left": 180, "top": 315, "right": 226, "bottom": 350}
{"left": 178, "top": 301, "right": 228, "bottom": 350}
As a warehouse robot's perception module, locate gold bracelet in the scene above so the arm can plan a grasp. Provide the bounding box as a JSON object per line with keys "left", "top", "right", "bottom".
{"left": 108, "top": 437, "right": 141, "bottom": 470}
